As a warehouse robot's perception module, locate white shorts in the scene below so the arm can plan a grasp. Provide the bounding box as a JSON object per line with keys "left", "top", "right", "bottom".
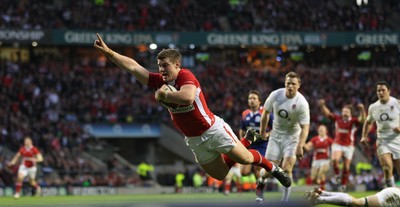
{"left": 18, "top": 164, "right": 37, "bottom": 180}
{"left": 185, "top": 116, "right": 238, "bottom": 164}
{"left": 331, "top": 143, "right": 354, "bottom": 160}
{"left": 377, "top": 138, "right": 400, "bottom": 159}
{"left": 312, "top": 159, "right": 330, "bottom": 168}
{"left": 265, "top": 132, "right": 299, "bottom": 161}
{"left": 375, "top": 187, "right": 400, "bottom": 207}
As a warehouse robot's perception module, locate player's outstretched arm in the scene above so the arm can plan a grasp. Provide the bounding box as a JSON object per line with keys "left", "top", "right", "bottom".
{"left": 318, "top": 99, "right": 333, "bottom": 117}
{"left": 357, "top": 103, "right": 367, "bottom": 122}
{"left": 303, "top": 140, "right": 314, "bottom": 152}
{"left": 9, "top": 152, "right": 21, "bottom": 166}
{"left": 94, "top": 33, "right": 149, "bottom": 85}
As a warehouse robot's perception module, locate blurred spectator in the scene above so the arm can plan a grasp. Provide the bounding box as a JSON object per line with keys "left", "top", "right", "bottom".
{"left": 0, "top": 0, "right": 399, "bottom": 32}
{"left": 136, "top": 161, "right": 154, "bottom": 185}
{"left": 175, "top": 171, "right": 185, "bottom": 193}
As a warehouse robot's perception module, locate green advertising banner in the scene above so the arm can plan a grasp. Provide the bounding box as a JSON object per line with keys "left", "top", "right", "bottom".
{"left": 0, "top": 29, "right": 399, "bottom": 46}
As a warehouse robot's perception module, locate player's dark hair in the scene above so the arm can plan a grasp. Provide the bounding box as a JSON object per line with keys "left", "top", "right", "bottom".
{"left": 157, "top": 48, "right": 182, "bottom": 63}
{"left": 248, "top": 90, "right": 262, "bottom": 101}
{"left": 286, "top": 71, "right": 301, "bottom": 83}
{"left": 376, "top": 81, "right": 390, "bottom": 90}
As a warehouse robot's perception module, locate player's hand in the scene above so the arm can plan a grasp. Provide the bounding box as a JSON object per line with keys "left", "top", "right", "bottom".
{"left": 318, "top": 99, "right": 325, "bottom": 106}
{"left": 360, "top": 136, "right": 369, "bottom": 145}
{"left": 7, "top": 161, "right": 15, "bottom": 167}
{"left": 155, "top": 85, "right": 168, "bottom": 102}
{"left": 260, "top": 132, "right": 270, "bottom": 141}
{"left": 357, "top": 103, "right": 365, "bottom": 109}
{"left": 94, "top": 33, "right": 113, "bottom": 57}
{"left": 393, "top": 127, "right": 400, "bottom": 133}
{"left": 296, "top": 145, "right": 304, "bottom": 160}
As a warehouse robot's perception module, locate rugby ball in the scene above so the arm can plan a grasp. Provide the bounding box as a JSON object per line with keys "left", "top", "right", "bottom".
{"left": 159, "top": 85, "right": 178, "bottom": 108}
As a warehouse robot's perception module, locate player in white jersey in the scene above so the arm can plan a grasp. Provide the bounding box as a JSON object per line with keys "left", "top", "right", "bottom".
{"left": 256, "top": 71, "right": 310, "bottom": 203}
{"left": 361, "top": 81, "right": 400, "bottom": 188}
{"left": 305, "top": 186, "right": 400, "bottom": 207}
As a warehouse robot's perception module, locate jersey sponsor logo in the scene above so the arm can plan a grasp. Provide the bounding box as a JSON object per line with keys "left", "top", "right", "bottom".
{"left": 380, "top": 113, "right": 390, "bottom": 121}
{"left": 337, "top": 128, "right": 350, "bottom": 133}
{"left": 278, "top": 109, "right": 288, "bottom": 118}
{"left": 170, "top": 104, "right": 195, "bottom": 114}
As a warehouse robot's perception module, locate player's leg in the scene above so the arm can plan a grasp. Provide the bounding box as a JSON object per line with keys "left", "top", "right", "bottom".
{"left": 248, "top": 139, "right": 268, "bottom": 179}
{"left": 340, "top": 145, "right": 354, "bottom": 191}
{"left": 256, "top": 137, "right": 282, "bottom": 202}
{"left": 14, "top": 165, "right": 28, "bottom": 199}
{"left": 310, "top": 165, "right": 319, "bottom": 184}
{"left": 240, "top": 164, "right": 252, "bottom": 176}
{"left": 227, "top": 143, "right": 290, "bottom": 186}
{"left": 378, "top": 153, "right": 395, "bottom": 187}
{"left": 219, "top": 121, "right": 290, "bottom": 187}
{"left": 393, "top": 159, "right": 400, "bottom": 177}
{"left": 278, "top": 135, "right": 301, "bottom": 202}
{"left": 223, "top": 168, "right": 234, "bottom": 195}
{"left": 331, "top": 144, "right": 343, "bottom": 184}
{"left": 14, "top": 174, "right": 25, "bottom": 199}
{"left": 318, "top": 161, "right": 330, "bottom": 190}
{"left": 252, "top": 166, "right": 263, "bottom": 180}
{"left": 232, "top": 165, "right": 242, "bottom": 194}
{"left": 28, "top": 167, "right": 41, "bottom": 196}
{"left": 201, "top": 156, "right": 230, "bottom": 180}
{"left": 340, "top": 157, "right": 351, "bottom": 191}
{"left": 280, "top": 156, "right": 296, "bottom": 202}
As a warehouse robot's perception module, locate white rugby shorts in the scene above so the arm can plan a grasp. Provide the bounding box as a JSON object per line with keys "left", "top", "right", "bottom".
{"left": 312, "top": 159, "right": 330, "bottom": 169}
{"left": 18, "top": 164, "right": 37, "bottom": 179}
{"left": 376, "top": 138, "right": 400, "bottom": 159}
{"left": 331, "top": 143, "right": 354, "bottom": 160}
{"left": 185, "top": 116, "right": 238, "bottom": 164}
{"left": 265, "top": 132, "right": 299, "bottom": 161}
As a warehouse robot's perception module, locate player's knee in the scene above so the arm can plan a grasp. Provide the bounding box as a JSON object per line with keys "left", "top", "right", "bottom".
{"left": 381, "top": 165, "right": 392, "bottom": 174}
{"left": 236, "top": 155, "right": 253, "bottom": 164}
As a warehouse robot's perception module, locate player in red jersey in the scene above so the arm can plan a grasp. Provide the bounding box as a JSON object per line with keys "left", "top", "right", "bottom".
{"left": 303, "top": 124, "right": 333, "bottom": 190}
{"left": 94, "top": 34, "right": 291, "bottom": 188}
{"left": 318, "top": 99, "right": 366, "bottom": 191}
{"left": 9, "top": 137, "right": 43, "bottom": 199}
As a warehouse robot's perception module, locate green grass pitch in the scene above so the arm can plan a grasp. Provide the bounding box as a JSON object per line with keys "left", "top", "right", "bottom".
{"left": 0, "top": 191, "right": 377, "bottom": 207}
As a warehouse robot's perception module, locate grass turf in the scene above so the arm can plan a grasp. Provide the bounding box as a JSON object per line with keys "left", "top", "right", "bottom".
{"left": 0, "top": 191, "right": 377, "bottom": 207}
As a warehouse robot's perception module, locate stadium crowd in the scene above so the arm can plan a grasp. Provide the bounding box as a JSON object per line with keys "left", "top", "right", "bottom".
{"left": 1, "top": 0, "right": 399, "bottom": 31}
{"left": 1, "top": 49, "right": 400, "bottom": 188}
